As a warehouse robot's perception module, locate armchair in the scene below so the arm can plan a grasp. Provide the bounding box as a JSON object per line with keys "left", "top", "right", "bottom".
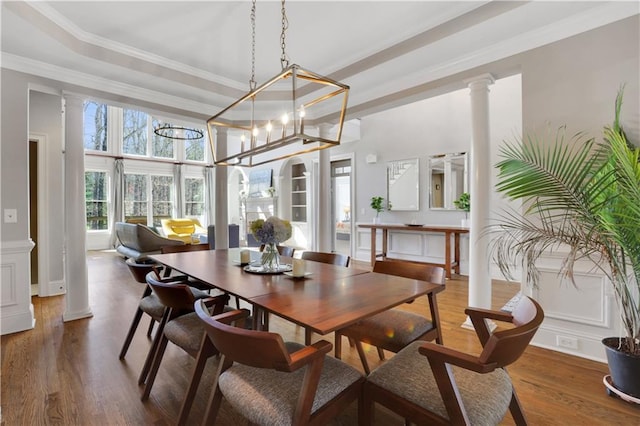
{"left": 362, "top": 296, "right": 544, "bottom": 425}
{"left": 161, "top": 218, "right": 206, "bottom": 243}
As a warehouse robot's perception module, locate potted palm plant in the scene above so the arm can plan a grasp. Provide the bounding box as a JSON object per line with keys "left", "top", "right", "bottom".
{"left": 490, "top": 89, "right": 640, "bottom": 399}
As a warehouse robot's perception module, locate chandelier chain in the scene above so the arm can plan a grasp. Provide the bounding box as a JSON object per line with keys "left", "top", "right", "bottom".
{"left": 280, "top": 0, "right": 289, "bottom": 69}
{"left": 250, "top": 0, "right": 257, "bottom": 90}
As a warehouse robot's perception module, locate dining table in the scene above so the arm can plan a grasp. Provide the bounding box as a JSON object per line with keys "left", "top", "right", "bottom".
{"left": 149, "top": 248, "right": 445, "bottom": 338}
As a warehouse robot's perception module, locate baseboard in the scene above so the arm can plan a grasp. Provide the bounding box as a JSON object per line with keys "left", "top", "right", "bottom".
{"left": 1, "top": 305, "right": 36, "bottom": 335}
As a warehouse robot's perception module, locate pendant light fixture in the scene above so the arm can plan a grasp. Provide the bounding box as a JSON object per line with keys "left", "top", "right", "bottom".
{"left": 207, "top": 0, "right": 349, "bottom": 167}
{"left": 153, "top": 124, "right": 204, "bottom": 140}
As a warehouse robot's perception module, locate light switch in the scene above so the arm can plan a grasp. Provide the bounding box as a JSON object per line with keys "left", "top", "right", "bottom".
{"left": 4, "top": 209, "right": 17, "bottom": 223}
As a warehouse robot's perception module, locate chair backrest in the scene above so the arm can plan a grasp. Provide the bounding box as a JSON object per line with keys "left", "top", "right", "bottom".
{"left": 146, "top": 273, "right": 198, "bottom": 311}
{"left": 301, "top": 251, "right": 350, "bottom": 267}
{"left": 373, "top": 260, "right": 445, "bottom": 285}
{"left": 194, "top": 303, "right": 299, "bottom": 371}
{"left": 479, "top": 296, "right": 544, "bottom": 367}
{"left": 125, "top": 258, "right": 160, "bottom": 283}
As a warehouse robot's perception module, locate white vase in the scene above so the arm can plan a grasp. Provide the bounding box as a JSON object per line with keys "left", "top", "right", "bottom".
{"left": 461, "top": 218, "right": 470, "bottom": 228}
{"left": 373, "top": 216, "right": 381, "bottom": 224}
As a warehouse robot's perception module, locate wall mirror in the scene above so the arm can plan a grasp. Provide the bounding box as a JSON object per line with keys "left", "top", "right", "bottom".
{"left": 387, "top": 158, "right": 419, "bottom": 211}
{"left": 429, "top": 152, "right": 467, "bottom": 210}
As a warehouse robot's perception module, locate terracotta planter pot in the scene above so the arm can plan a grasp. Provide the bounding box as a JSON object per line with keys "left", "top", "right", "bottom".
{"left": 602, "top": 337, "right": 640, "bottom": 399}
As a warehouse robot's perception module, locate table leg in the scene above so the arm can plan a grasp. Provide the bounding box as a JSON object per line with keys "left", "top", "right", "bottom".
{"left": 444, "top": 231, "right": 452, "bottom": 279}
{"left": 370, "top": 228, "right": 376, "bottom": 266}
{"left": 454, "top": 232, "right": 461, "bottom": 275}
{"left": 382, "top": 229, "right": 388, "bottom": 261}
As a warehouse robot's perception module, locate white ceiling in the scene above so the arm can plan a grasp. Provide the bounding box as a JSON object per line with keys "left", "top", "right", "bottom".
{"left": 2, "top": 1, "right": 638, "bottom": 122}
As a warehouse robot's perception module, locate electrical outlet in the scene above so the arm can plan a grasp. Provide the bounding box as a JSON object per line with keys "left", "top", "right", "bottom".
{"left": 4, "top": 209, "right": 17, "bottom": 223}
{"left": 556, "top": 335, "right": 579, "bottom": 350}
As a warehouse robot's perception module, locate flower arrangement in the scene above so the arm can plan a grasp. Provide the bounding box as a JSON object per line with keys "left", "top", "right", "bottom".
{"left": 250, "top": 216, "right": 292, "bottom": 245}
{"left": 250, "top": 217, "right": 292, "bottom": 271}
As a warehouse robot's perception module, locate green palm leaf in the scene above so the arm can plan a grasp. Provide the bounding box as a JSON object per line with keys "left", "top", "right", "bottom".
{"left": 491, "top": 88, "right": 640, "bottom": 354}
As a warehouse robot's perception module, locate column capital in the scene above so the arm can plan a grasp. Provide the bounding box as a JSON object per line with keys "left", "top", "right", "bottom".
{"left": 464, "top": 73, "right": 495, "bottom": 89}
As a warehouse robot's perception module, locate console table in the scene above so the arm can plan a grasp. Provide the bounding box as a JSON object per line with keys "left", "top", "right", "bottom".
{"left": 359, "top": 224, "right": 469, "bottom": 279}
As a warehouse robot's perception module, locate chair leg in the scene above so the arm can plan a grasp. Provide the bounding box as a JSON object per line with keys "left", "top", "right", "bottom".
{"left": 177, "top": 345, "right": 211, "bottom": 426}
{"left": 141, "top": 334, "right": 169, "bottom": 401}
{"left": 509, "top": 389, "right": 528, "bottom": 425}
{"left": 360, "top": 383, "right": 373, "bottom": 426}
{"left": 146, "top": 317, "right": 155, "bottom": 337}
{"left": 335, "top": 333, "right": 343, "bottom": 359}
{"left": 203, "top": 381, "right": 224, "bottom": 426}
{"left": 355, "top": 341, "right": 371, "bottom": 375}
{"left": 139, "top": 311, "right": 169, "bottom": 385}
{"left": 305, "top": 329, "right": 312, "bottom": 345}
{"left": 119, "top": 307, "right": 144, "bottom": 359}
{"left": 377, "top": 347, "right": 386, "bottom": 361}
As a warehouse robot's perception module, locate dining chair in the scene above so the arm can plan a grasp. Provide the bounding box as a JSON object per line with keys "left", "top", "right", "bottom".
{"left": 335, "top": 260, "right": 446, "bottom": 374}
{"left": 120, "top": 258, "right": 208, "bottom": 360}
{"left": 137, "top": 272, "right": 213, "bottom": 388}
{"left": 299, "top": 251, "right": 351, "bottom": 344}
{"left": 194, "top": 303, "right": 365, "bottom": 425}
{"left": 362, "top": 296, "right": 544, "bottom": 425}
{"left": 301, "top": 250, "right": 350, "bottom": 267}
{"left": 120, "top": 258, "right": 164, "bottom": 360}
{"left": 140, "top": 276, "right": 230, "bottom": 426}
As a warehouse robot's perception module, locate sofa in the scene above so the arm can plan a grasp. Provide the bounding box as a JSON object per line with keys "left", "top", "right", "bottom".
{"left": 160, "top": 218, "right": 207, "bottom": 244}
{"left": 115, "top": 222, "right": 184, "bottom": 260}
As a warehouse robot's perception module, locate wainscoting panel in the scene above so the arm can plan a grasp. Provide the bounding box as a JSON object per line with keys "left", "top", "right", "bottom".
{"left": 1, "top": 239, "right": 36, "bottom": 334}
{"left": 524, "top": 255, "right": 619, "bottom": 362}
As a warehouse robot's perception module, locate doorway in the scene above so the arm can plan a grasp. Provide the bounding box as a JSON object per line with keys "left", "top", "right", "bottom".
{"left": 331, "top": 159, "right": 352, "bottom": 256}
{"left": 29, "top": 140, "right": 39, "bottom": 295}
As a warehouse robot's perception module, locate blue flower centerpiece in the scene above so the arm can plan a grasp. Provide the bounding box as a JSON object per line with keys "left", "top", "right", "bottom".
{"left": 250, "top": 217, "right": 292, "bottom": 271}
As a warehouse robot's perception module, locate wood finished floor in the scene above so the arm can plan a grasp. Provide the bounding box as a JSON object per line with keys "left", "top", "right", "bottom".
{"left": 1, "top": 250, "right": 639, "bottom": 425}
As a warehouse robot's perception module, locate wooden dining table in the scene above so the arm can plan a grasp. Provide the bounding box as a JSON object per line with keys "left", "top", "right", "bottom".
{"left": 149, "top": 248, "right": 445, "bottom": 337}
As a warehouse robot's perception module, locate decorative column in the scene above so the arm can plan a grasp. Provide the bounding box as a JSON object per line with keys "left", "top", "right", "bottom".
{"left": 214, "top": 127, "right": 229, "bottom": 248}
{"left": 317, "top": 124, "right": 332, "bottom": 252}
{"left": 465, "top": 74, "right": 494, "bottom": 318}
{"left": 63, "top": 93, "right": 92, "bottom": 322}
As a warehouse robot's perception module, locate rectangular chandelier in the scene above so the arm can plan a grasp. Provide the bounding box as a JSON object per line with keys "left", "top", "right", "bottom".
{"left": 207, "top": 64, "right": 349, "bottom": 167}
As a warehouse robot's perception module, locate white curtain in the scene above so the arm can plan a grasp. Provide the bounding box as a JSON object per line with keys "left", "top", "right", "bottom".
{"left": 175, "top": 163, "right": 184, "bottom": 218}
{"left": 109, "top": 158, "right": 124, "bottom": 248}
{"left": 205, "top": 166, "right": 215, "bottom": 226}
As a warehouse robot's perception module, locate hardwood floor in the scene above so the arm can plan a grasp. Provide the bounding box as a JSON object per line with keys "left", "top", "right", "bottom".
{"left": 2, "top": 250, "right": 638, "bottom": 425}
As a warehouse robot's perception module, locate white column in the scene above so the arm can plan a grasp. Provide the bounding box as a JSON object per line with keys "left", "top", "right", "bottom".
{"left": 317, "top": 124, "right": 332, "bottom": 252}
{"left": 465, "top": 74, "right": 494, "bottom": 316}
{"left": 63, "top": 93, "right": 92, "bottom": 322}
{"left": 214, "top": 128, "right": 229, "bottom": 248}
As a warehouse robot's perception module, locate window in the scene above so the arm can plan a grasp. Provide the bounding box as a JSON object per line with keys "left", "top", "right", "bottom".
{"left": 185, "top": 136, "right": 205, "bottom": 162}
{"left": 83, "top": 101, "right": 107, "bottom": 151}
{"left": 185, "top": 177, "right": 205, "bottom": 220}
{"left": 124, "top": 173, "right": 148, "bottom": 224}
{"left": 85, "top": 171, "right": 109, "bottom": 230}
{"left": 152, "top": 118, "right": 175, "bottom": 159}
{"left": 151, "top": 175, "right": 173, "bottom": 227}
{"left": 123, "top": 109, "right": 148, "bottom": 156}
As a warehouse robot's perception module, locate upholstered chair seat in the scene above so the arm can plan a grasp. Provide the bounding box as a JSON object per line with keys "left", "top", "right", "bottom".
{"left": 368, "top": 341, "right": 512, "bottom": 425}
{"left": 341, "top": 310, "right": 434, "bottom": 354}
{"left": 218, "top": 342, "right": 362, "bottom": 425}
